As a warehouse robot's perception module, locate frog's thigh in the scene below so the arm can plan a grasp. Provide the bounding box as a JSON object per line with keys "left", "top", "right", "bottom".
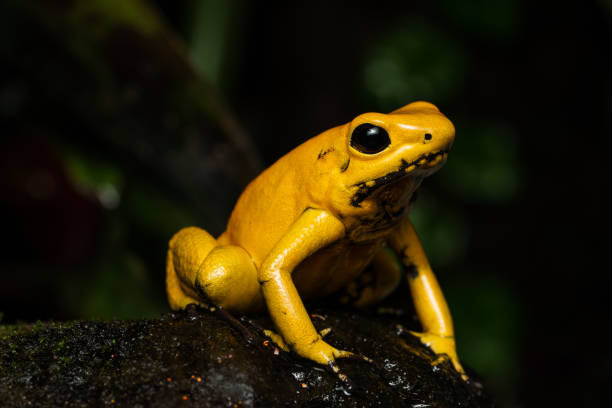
{"left": 167, "top": 253, "right": 202, "bottom": 310}
{"left": 197, "top": 245, "right": 262, "bottom": 313}
{"left": 167, "top": 227, "right": 261, "bottom": 313}
{"left": 167, "top": 227, "right": 218, "bottom": 310}
{"left": 353, "top": 248, "right": 402, "bottom": 308}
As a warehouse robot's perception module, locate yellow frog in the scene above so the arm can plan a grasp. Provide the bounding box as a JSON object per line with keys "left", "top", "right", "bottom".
{"left": 166, "top": 101, "right": 465, "bottom": 378}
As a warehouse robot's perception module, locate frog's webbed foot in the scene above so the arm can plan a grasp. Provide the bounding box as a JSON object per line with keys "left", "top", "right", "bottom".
{"left": 409, "top": 330, "right": 467, "bottom": 380}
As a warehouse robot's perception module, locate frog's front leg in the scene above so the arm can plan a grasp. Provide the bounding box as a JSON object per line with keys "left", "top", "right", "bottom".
{"left": 258, "top": 208, "right": 359, "bottom": 368}
{"left": 388, "top": 219, "right": 467, "bottom": 379}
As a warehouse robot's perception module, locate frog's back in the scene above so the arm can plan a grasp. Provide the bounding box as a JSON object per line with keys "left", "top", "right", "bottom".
{"left": 219, "top": 132, "right": 335, "bottom": 266}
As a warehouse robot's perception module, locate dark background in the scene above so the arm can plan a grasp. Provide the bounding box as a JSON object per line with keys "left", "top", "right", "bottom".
{"left": 1, "top": 1, "right": 610, "bottom": 406}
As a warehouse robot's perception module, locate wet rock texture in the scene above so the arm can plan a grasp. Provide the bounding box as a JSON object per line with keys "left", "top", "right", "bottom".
{"left": 0, "top": 306, "right": 493, "bottom": 407}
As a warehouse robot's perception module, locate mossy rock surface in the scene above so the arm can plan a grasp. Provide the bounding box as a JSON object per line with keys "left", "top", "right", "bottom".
{"left": 0, "top": 306, "right": 493, "bottom": 407}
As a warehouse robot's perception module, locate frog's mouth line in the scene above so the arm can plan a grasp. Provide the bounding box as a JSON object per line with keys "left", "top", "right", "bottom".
{"left": 350, "top": 148, "right": 449, "bottom": 208}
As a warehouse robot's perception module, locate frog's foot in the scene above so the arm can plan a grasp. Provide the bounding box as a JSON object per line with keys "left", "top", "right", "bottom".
{"left": 297, "top": 337, "right": 373, "bottom": 388}
{"left": 265, "top": 330, "right": 371, "bottom": 387}
{"left": 409, "top": 330, "right": 467, "bottom": 380}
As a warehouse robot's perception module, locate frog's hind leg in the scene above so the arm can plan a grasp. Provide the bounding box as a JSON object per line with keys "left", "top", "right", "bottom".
{"left": 167, "top": 254, "right": 203, "bottom": 310}
{"left": 196, "top": 244, "right": 263, "bottom": 313}
{"left": 167, "top": 227, "right": 217, "bottom": 310}
{"left": 166, "top": 226, "right": 263, "bottom": 313}
{"left": 343, "top": 247, "right": 402, "bottom": 308}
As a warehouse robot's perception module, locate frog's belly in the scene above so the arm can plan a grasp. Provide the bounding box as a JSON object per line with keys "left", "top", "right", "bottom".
{"left": 291, "top": 239, "right": 384, "bottom": 300}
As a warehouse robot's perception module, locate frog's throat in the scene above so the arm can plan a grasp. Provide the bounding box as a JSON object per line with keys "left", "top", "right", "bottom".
{"left": 350, "top": 148, "right": 450, "bottom": 208}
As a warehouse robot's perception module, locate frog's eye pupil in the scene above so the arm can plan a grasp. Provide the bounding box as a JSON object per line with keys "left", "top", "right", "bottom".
{"left": 424, "top": 133, "right": 432, "bottom": 141}
{"left": 350, "top": 124, "right": 391, "bottom": 154}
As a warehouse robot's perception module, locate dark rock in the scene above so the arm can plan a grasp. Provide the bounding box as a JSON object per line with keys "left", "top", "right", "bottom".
{"left": 0, "top": 306, "right": 493, "bottom": 407}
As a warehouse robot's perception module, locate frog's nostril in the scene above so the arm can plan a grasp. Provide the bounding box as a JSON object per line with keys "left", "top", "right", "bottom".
{"left": 424, "top": 133, "right": 432, "bottom": 141}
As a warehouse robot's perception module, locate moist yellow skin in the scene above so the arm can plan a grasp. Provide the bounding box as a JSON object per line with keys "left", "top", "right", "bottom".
{"left": 166, "top": 101, "right": 465, "bottom": 378}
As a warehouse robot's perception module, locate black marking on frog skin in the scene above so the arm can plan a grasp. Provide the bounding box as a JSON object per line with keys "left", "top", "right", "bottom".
{"left": 317, "top": 147, "right": 335, "bottom": 160}
{"left": 405, "top": 263, "right": 419, "bottom": 279}
{"left": 350, "top": 149, "right": 448, "bottom": 208}
{"left": 353, "top": 195, "right": 407, "bottom": 232}
{"left": 351, "top": 159, "right": 409, "bottom": 207}
{"left": 340, "top": 158, "right": 350, "bottom": 172}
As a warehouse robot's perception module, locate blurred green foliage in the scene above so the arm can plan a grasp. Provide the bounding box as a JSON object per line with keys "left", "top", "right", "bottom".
{"left": 188, "top": 0, "right": 238, "bottom": 86}
{"left": 63, "top": 250, "right": 164, "bottom": 319}
{"left": 440, "top": 121, "right": 520, "bottom": 203}
{"left": 59, "top": 146, "right": 198, "bottom": 319}
{"left": 599, "top": 0, "right": 612, "bottom": 18}
{"left": 72, "top": 0, "right": 162, "bottom": 36}
{"left": 446, "top": 276, "right": 520, "bottom": 395}
{"left": 440, "top": 0, "right": 520, "bottom": 40}
{"left": 363, "top": 22, "right": 467, "bottom": 110}
{"left": 410, "top": 194, "right": 469, "bottom": 269}
{"left": 61, "top": 146, "right": 124, "bottom": 210}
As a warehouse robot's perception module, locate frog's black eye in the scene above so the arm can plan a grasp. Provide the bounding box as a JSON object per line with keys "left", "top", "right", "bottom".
{"left": 350, "top": 123, "right": 391, "bottom": 154}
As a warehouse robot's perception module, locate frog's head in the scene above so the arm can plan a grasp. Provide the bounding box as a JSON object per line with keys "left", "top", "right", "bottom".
{"left": 336, "top": 101, "right": 455, "bottom": 208}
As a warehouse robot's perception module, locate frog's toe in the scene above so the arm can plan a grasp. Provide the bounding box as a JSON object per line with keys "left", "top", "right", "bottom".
{"left": 335, "top": 349, "right": 373, "bottom": 363}
{"left": 354, "top": 353, "right": 374, "bottom": 363}
{"left": 326, "top": 340, "right": 371, "bottom": 363}
{"left": 327, "top": 360, "right": 355, "bottom": 390}
{"left": 263, "top": 329, "right": 290, "bottom": 352}
{"left": 333, "top": 348, "right": 354, "bottom": 359}
{"left": 432, "top": 353, "right": 449, "bottom": 366}
{"left": 433, "top": 355, "right": 468, "bottom": 380}
{"left": 408, "top": 329, "right": 425, "bottom": 340}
